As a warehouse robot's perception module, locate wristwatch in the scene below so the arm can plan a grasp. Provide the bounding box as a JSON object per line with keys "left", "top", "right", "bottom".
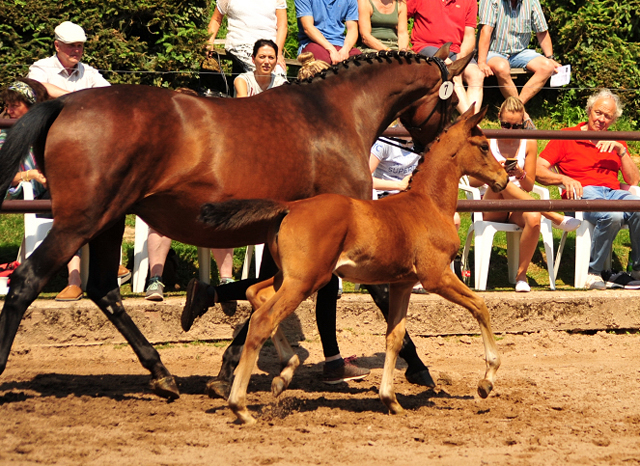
{"left": 545, "top": 54, "right": 556, "bottom": 60}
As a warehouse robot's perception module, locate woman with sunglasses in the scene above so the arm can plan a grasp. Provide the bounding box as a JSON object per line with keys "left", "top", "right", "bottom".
{"left": 478, "top": 96, "right": 580, "bottom": 292}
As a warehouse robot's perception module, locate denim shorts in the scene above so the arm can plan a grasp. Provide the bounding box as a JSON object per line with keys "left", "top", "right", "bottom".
{"left": 487, "top": 48, "right": 543, "bottom": 70}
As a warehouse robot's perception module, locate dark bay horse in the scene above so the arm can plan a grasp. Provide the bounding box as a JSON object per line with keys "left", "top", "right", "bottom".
{"left": 199, "top": 107, "right": 508, "bottom": 424}
{"left": 0, "top": 49, "right": 470, "bottom": 399}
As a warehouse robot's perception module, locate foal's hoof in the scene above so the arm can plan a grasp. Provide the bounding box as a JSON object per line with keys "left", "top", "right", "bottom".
{"left": 405, "top": 367, "right": 436, "bottom": 388}
{"left": 271, "top": 377, "right": 286, "bottom": 398}
{"left": 205, "top": 377, "right": 231, "bottom": 400}
{"left": 150, "top": 376, "right": 180, "bottom": 400}
{"left": 477, "top": 379, "right": 494, "bottom": 399}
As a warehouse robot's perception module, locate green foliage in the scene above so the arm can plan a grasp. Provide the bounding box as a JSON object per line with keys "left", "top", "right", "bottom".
{"left": 0, "top": 0, "right": 210, "bottom": 89}
{"left": 542, "top": 0, "right": 640, "bottom": 123}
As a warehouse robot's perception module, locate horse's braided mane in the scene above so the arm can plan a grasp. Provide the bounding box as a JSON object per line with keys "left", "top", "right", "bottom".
{"left": 288, "top": 50, "right": 435, "bottom": 86}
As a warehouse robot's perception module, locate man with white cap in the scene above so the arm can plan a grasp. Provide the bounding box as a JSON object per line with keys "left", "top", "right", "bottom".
{"left": 27, "top": 21, "right": 110, "bottom": 98}
{"left": 27, "top": 21, "right": 129, "bottom": 301}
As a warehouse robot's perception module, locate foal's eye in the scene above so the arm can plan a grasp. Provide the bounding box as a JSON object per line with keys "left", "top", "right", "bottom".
{"left": 480, "top": 142, "right": 489, "bottom": 152}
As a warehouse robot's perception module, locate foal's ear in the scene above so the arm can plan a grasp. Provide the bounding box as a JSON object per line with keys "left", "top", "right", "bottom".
{"left": 464, "top": 106, "right": 488, "bottom": 129}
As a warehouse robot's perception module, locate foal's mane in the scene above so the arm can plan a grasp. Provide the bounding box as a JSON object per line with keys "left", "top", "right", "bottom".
{"left": 289, "top": 50, "right": 437, "bottom": 85}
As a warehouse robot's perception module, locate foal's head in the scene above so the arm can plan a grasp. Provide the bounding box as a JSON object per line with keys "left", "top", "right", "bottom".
{"left": 442, "top": 106, "right": 509, "bottom": 193}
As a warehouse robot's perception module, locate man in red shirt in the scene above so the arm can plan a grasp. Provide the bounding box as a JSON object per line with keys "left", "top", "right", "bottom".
{"left": 407, "top": 0, "right": 483, "bottom": 113}
{"left": 537, "top": 89, "right": 640, "bottom": 290}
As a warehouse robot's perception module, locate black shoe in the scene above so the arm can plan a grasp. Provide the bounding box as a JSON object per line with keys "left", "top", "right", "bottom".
{"left": 601, "top": 270, "right": 640, "bottom": 290}
{"left": 181, "top": 279, "right": 214, "bottom": 331}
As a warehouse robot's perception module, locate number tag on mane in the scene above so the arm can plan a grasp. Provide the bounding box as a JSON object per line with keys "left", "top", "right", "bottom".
{"left": 438, "top": 81, "right": 454, "bottom": 100}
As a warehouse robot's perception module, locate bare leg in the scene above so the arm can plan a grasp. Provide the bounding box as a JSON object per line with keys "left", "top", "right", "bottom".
{"left": 463, "top": 63, "right": 485, "bottom": 114}
{"left": 212, "top": 248, "right": 234, "bottom": 280}
{"left": 488, "top": 56, "right": 518, "bottom": 100}
{"left": 379, "top": 282, "right": 413, "bottom": 415}
{"left": 148, "top": 228, "right": 172, "bottom": 278}
{"left": 66, "top": 254, "right": 82, "bottom": 287}
{"left": 518, "top": 56, "right": 556, "bottom": 105}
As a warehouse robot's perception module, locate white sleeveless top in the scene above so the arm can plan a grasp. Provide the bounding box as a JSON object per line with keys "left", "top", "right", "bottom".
{"left": 490, "top": 138, "right": 527, "bottom": 188}
{"left": 234, "top": 72, "right": 287, "bottom": 97}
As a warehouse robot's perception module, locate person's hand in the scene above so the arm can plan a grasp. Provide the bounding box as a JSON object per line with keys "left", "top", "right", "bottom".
{"left": 478, "top": 62, "right": 493, "bottom": 77}
{"left": 561, "top": 176, "right": 583, "bottom": 199}
{"left": 336, "top": 47, "right": 351, "bottom": 63}
{"left": 399, "top": 174, "right": 412, "bottom": 191}
{"left": 596, "top": 140, "right": 627, "bottom": 157}
{"left": 32, "top": 170, "right": 47, "bottom": 188}
{"left": 328, "top": 47, "right": 342, "bottom": 65}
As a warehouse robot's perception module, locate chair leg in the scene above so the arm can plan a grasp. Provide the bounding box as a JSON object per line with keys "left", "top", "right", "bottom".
{"left": 554, "top": 231, "right": 567, "bottom": 281}
{"left": 132, "top": 217, "right": 150, "bottom": 293}
{"left": 198, "top": 248, "right": 211, "bottom": 284}
{"left": 241, "top": 245, "right": 255, "bottom": 280}
{"left": 540, "top": 219, "right": 556, "bottom": 290}
{"left": 474, "top": 224, "right": 497, "bottom": 291}
{"left": 574, "top": 222, "right": 593, "bottom": 288}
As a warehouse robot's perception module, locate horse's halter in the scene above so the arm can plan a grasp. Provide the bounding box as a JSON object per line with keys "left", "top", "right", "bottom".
{"left": 399, "top": 56, "right": 454, "bottom": 153}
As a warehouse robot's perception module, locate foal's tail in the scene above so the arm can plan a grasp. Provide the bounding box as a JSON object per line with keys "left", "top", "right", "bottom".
{"left": 199, "top": 199, "right": 290, "bottom": 231}
{"left": 0, "top": 99, "right": 66, "bottom": 204}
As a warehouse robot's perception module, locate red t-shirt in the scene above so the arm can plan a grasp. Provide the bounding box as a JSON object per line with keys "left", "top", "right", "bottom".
{"left": 407, "top": 0, "right": 477, "bottom": 54}
{"left": 539, "top": 122, "right": 629, "bottom": 196}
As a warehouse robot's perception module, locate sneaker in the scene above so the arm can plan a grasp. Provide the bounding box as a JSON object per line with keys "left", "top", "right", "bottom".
{"left": 181, "top": 279, "right": 214, "bottom": 332}
{"left": 412, "top": 284, "right": 428, "bottom": 294}
{"left": 145, "top": 275, "right": 164, "bottom": 301}
{"left": 219, "top": 277, "right": 235, "bottom": 285}
{"left": 322, "top": 356, "right": 370, "bottom": 384}
{"left": 601, "top": 270, "right": 640, "bottom": 290}
{"left": 515, "top": 280, "right": 531, "bottom": 292}
{"left": 552, "top": 216, "right": 582, "bottom": 232}
{"left": 584, "top": 273, "right": 606, "bottom": 290}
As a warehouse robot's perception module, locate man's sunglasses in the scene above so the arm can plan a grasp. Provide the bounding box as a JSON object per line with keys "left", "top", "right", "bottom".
{"left": 500, "top": 121, "right": 524, "bottom": 130}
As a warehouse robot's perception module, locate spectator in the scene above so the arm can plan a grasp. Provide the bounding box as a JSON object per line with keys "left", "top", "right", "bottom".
{"left": 295, "top": 0, "right": 361, "bottom": 65}
{"left": 477, "top": 0, "right": 560, "bottom": 126}
{"left": 234, "top": 39, "right": 288, "bottom": 97}
{"left": 478, "top": 96, "right": 580, "bottom": 292}
{"left": 145, "top": 88, "right": 236, "bottom": 302}
{"left": 408, "top": 0, "right": 484, "bottom": 113}
{"left": 1, "top": 79, "right": 49, "bottom": 200}
{"left": 296, "top": 51, "right": 330, "bottom": 80}
{"left": 27, "top": 21, "right": 129, "bottom": 300}
{"left": 537, "top": 89, "right": 640, "bottom": 290}
{"left": 357, "top": 0, "right": 409, "bottom": 52}
{"left": 205, "top": 0, "right": 288, "bottom": 77}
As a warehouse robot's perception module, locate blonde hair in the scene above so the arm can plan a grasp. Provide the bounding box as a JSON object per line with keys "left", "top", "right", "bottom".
{"left": 297, "top": 52, "right": 330, "bottom": 80}
{"left": 498, "top": 96, "right": 525, "bottom": 119}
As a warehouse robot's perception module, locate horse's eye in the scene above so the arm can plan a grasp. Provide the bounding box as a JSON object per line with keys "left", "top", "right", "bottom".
{"left": 480, "top": 142, "right": 489, "bottom": 152}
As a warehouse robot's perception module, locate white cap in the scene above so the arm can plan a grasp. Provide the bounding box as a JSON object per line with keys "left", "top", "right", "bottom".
{"left": 54, "top": 21, "right": 87, "bottom": 44}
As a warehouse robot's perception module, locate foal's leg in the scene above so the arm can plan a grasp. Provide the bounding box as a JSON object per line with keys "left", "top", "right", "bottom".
{"left": 228, "top": 275, "right": 310, "bottom": 425}
{"left": 431, "top": 269, "right": 501, "bottom": 398}
{"left": 85, "top": 219, "right": 179, "bottom": 399}
{"left": 363, "top": 284, "right": 434, "bottom": 387}
{"left": 379, "top": 283, "right": 413, "bottom": 415}
{"left": 246, "top": 278, "right": 299, "bottom": 398}
{"left": 0, "top": 229, "right": 84, "bottom": 375}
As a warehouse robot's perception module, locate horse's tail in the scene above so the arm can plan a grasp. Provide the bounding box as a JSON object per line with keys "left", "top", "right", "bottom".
{"left": 0, "top": 99, "right": 66, "bottom": 204}
{"left": 199, "top": 199, "right": 290, "bottom": 231}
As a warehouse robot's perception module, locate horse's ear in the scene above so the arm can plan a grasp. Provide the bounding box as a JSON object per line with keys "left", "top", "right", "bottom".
{"left": 465, "top": 106, "right": 488, "bottom": 129}
{"left": 447, "top": 51, "right": 474, "bottom": 78}
{"left": 433, "top": 43, "right": 451, "bottom": 59}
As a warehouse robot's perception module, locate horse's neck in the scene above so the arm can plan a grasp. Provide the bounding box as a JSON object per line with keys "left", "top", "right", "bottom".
{"left": 408, "top": 148, "right": 461, "bottom": 215}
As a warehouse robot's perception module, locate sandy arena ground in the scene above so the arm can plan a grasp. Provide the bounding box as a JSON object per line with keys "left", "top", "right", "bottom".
{"left": 1, "top": 294, "right": 640, "bottom": 465}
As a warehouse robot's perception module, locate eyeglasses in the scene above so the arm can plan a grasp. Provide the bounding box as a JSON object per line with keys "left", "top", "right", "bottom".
{"left": 500, "top": 121, "right": 524, "bottom": 130}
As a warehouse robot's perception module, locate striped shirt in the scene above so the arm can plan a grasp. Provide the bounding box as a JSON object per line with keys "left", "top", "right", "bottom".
{"left": 479, "top": 0, "right": 548, "bottom": 55}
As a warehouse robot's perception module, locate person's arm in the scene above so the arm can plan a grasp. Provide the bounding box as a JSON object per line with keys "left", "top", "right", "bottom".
{"left": 275, "top": 8, "right": 288, "bottom": 70}
{"left": 234, "top": 76, "right": 248, "bottom": 98}
{"left": 40, "top": 82, "right": 69, "bottom": 98}
{"left": 206, "top": 8, "right": 225, "bottom": 52}
{"left": 10, "top": 169, "right": 47, "bottom": 188}
{"left": 396, "top": 0, "right": 410, "bottom": 51}
{"left": 458, "top": 26, "right": 477, "bottom": 59}
{"left": 299, "top": 15, "right": 341, "bottom": 64}
{"left": 358, "top": 0, "right": 387, "bottom": 51}
{"left": 536, "top": 156, "right": 583, "bottom": 199}
{"left": 536, "top": 31, "right": 560, "bottom": 67}
{"left": 338, "top": 20, "right": 360, "bottom": 60}
{"left": 477, "top": 25, "right": 494, "bottom": 77}
{"left": 515, "top": 140, "right": 538, "bottom": 192}
{"left": 613, "top": 144, "right": 640, "bottom": 186}
{"left": 369, "top": 152, "right": 409, "bottom": 191}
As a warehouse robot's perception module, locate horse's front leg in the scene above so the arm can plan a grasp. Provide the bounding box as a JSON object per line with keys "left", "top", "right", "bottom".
{"left": 433, "top": 269, "right": 501, "bottom": 398}
{"left": 86, "top": 220, "right": 179, "bottom": 399}
{"left": 246, "top": 277, "right": 299, "bottom": 398}
{"left": 379, "top": 282, "right": 413, "bottom": 415}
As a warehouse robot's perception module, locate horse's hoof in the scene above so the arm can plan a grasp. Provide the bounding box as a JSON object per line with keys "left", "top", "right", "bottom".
{"left": 477, "top": 379, "right": 494, "bottom": 399}
{"left": 205, "top": 378, "right": 231, "bottom": 400}
{"left": 405, "top": 368, "right": 436, "bottom": 388}
{"left": 150, "top": 376, "right": 180, "bottom": 400}
{"left": 388, "top": 403, "right": 405, "bottom": 415}
{"left": 235, "top": 411, "right": 258, "bottom": 426}
{"left": 271, "top": 377, "right": 286, "bottom": 398}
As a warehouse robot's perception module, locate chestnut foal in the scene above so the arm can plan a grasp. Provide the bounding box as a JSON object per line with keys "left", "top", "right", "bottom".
{"left": 200, "top": 107, "right": 508, "bottom": 424}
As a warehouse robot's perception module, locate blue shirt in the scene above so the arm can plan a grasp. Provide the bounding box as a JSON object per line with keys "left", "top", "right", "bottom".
{"left": 295, "top": 0, "right": 360, "bottom": 52}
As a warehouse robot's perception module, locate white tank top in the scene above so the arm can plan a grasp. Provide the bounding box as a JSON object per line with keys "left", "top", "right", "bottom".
{"left": 490, "top": 138, "right": 527, "bottom": 188}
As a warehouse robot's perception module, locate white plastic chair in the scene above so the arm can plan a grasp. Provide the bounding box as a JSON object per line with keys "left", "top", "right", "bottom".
{"left": 554, "top": 185, "right": 639, "bottom": 288}
{"left": 17, "top": 182, "right": 90, "bottom": 289}
{"left": 459, "top": 177, "right": 556, "bottom": 290}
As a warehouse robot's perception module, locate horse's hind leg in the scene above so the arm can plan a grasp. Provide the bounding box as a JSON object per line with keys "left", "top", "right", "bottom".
{"left": 246, "top": 278, "right": 300, "bottom": 398}
{"left": 0, "top": 229, "right": 85, "bottom": 375}
{"left": 85, "top": 218, "right": 178, "bottom": 399}
{"left": 379, "top": 283, "right": 413, "bottom": 415}
{"left": 432, "top": 269, "right": 501, "bottom": 398}
{"left": 363, "top": 284, "right": 434, "bottom": 387}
